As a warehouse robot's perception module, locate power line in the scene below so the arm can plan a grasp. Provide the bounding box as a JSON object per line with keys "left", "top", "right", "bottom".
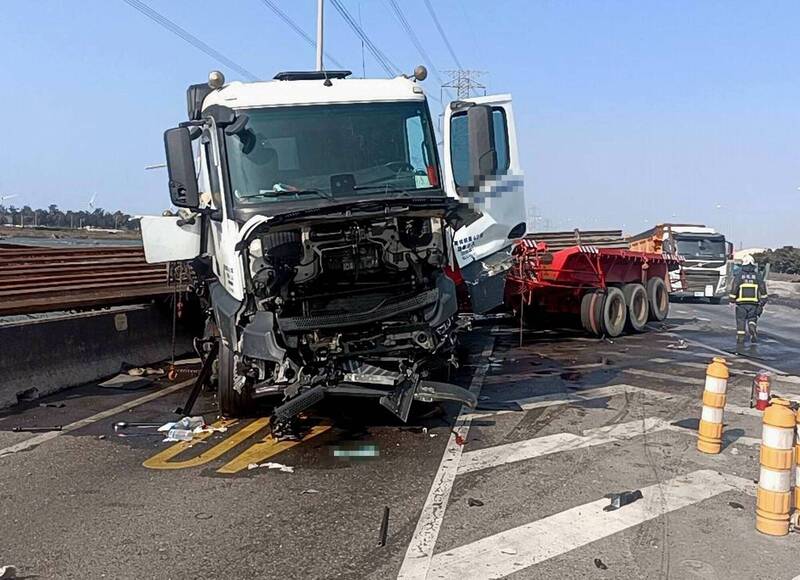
{"left": 423, "top": 0, "right": 463, "bottom": 70}
{"left": 120, "top": 0, "right": 258, "bottom": 81}
{"left": 330, "top": 0, "right": 401, "bottom": 77}
{"left": 386, "top": 0, "right": 442, "bottom": 84}
{"left": 259, "top": 0, "right": 345, "bottom": 69}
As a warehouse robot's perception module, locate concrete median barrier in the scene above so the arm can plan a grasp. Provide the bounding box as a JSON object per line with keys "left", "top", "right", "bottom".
{"left": 0, "top": 304, "right": 194, "bottom": 409}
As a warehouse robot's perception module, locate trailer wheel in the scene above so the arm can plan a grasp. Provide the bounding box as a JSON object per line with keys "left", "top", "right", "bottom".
{"left": 622, "top": 283, "right": 649, "bottom": 332}
{"left": 646, "top": 277, "right": 670, "bottom": 321}
{"left": 218, "top": 340, "right": 253, "bottom": 417}
{"left": 601, "top": 287, "right": 627, "bottom": 338}
{"left": 580, "top": 290, "right": 605, "bottom": 336}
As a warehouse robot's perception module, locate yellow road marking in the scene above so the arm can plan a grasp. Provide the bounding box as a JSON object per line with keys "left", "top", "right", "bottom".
{"left": 142, "top": 418, "right": 265, "bottom": 470}
{"left": 216, "top": 423, "right": 332, "bottom": 474}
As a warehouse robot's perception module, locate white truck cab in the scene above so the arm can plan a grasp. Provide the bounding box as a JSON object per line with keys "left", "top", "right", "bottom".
{"left": 140, "top": 69, "right": 525, "bottom": 427}
{"left": 666, "top": 225, "right": 732, "bottom": 302}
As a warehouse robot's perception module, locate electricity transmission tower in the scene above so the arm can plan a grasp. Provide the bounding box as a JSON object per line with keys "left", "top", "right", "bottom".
{"left": 442, "top": 70, "right": 486, "bottom": 99}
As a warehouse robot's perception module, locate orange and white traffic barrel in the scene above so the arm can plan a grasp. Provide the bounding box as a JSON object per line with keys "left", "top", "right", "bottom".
{"left": 697, "top": 357, "right": 729, "bottom": 454}
{"left": 756, "top": 399, "right": 796, "bottom": 536}
{"left": 795, "top": 408, "right": 800, "bottom": 513}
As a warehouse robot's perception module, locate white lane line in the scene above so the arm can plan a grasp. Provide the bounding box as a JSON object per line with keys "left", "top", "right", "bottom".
{"left": 397, "top": 337, "right": 495, "bottom": 580}
{"left": 466, "top": 383, "right": 680, "bottom": 420}
{"left": 428, "top": 469, "right": 755, "bottom": 580}
{"left": 459, "top": 417, "right": 672, "bottom": 474}
{"left": 459, "top": 417, "right": 761, "bottom": 476}
{"left": 0, "top": 379, "right": 194, "bottom": 458}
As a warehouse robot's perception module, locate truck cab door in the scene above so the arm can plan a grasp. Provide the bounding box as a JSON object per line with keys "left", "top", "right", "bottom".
{"left": 442, "top": 94, "right": 526, "bottom": 312}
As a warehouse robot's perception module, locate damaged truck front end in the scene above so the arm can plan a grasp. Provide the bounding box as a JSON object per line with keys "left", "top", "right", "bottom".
{"left": 141, "top": 70, "right": 525, "bottom": 429}
{"left": 218, "top": 200, "right": 477, "bottom": 430}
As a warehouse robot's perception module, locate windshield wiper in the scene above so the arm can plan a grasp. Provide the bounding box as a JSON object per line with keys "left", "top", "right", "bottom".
{"left": 250, "top": 188, "right": 334, "bottom": 201}
{"left": 351, "top": 185, "right": 414, "bottom": 196}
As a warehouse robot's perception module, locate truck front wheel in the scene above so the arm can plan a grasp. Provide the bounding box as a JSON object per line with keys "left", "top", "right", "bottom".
{"left": 218, "top": 341, "right": 253, "bottom": 417}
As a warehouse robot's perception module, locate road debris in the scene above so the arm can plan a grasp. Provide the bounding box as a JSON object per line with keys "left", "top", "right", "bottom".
{"left": 453, "top": 432, "right": 465, "bottom": 446}
{"left": 666, "top": 340, "right": 688, "bottom": 350}
{"left": 730, "top": 447, "right": 740, "bottom": 455}
{"left": 594, "top": 558, "right": 608, "bottom": 570}
{"left": 729, "top": 501, "right": 744, "bottom": 510}
{"left": 194, "top": 512, "right": 213, "bottom": 520}
{"left": 38, "top": 402, "right": 65, "bottom": 408}
{"left": 247, "top": 461, "right": 295, "bottom": 473}
{"left": 301, "top": 489, "right": 320, "bottom": 495}
{"left": 0, "top": 564, "right": 17, "bottom": 579}
{"left": 500, "top": 548, "right": 517, "bottom": 555}
{"left": 114, "top": 421, "right": 162, "bottom": 432}
{"left": 127, "top": 367, "right": 147, "bottom": 376}
{"left": 603, "top": 489, "right": 643, "bottom": 511}
{"left": 377, "top": 506, "right": 390, "bottom": 547}
{"left": 98, "top": 373, "right": 153, "bottom": 390}
{"left": 467, "top": 498, "right": 484, "bottom": 507}
{"left": 12, "top": 426, "right": 61, "bottom": 432}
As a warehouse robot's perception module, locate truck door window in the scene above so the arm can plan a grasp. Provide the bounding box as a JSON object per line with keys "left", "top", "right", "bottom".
{"left": 450, "top": 107, "right": 510, "bottom": 188}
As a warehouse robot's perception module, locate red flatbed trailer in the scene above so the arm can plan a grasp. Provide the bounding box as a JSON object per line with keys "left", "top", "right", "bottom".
{"left": 506, "top": 239, "right": 683, "bottom": 337}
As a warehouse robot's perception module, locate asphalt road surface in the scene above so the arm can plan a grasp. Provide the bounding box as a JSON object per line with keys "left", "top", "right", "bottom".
{"left": 2, "top": 299, "right": 800, "bottom": 579}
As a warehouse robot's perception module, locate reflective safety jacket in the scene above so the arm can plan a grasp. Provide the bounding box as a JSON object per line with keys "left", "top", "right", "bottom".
{"left": 729, "top": 264, "right": 767, "bottom": 304}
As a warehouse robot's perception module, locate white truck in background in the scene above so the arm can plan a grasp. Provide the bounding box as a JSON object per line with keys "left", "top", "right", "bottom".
{"left": 629, "top": 223, "right": 733, "bottom": 303}
{"left": 138, "top": 68, "right": 525, "bottom": 430}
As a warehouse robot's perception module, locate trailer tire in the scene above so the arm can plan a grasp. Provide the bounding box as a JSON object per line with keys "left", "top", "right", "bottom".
{"left": 580, "top": 290, "right": 605, "bottom": 336}
{"left": 622, "top": 283, "right": 649, "bottom": 332}
{"left": 646, "top": 277, "right": 670, "bottom": 321}
{"left": 218, "top": 340, "right": 252, "bottom": 417}
{"left": 601, "top": 287, "right": 627, "bottom": 338}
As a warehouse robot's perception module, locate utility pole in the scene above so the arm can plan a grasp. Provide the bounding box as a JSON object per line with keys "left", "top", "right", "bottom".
{"left": 443, "top": 70, "right": 487, "bottom": 99}
{"left": 316, "top": 0, "right": 324, "bottom": 71}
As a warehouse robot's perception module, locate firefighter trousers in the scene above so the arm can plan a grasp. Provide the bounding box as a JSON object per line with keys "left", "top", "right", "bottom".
{"left": 735, "top": 303, "right": 759, "bottom": 340}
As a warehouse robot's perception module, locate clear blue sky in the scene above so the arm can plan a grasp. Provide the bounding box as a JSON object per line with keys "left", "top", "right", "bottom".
{"left": 1, "top": 0, "right": 797, "bottom": 247}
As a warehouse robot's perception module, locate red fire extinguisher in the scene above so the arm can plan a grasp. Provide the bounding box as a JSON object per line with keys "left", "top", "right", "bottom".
{"left": 751, "top": 371, "right": 771, "bottom": 411}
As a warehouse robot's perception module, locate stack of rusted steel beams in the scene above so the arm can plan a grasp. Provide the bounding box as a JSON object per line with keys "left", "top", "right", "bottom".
{"left": 0, "top": 245, "right": 181, "bottom": 315}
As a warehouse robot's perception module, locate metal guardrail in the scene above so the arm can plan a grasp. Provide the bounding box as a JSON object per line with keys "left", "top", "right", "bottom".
{"left": 0, "top": 246, "right": 187, "bottom": 315}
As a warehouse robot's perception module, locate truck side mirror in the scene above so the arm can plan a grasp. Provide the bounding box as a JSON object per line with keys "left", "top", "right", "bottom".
{"left": 467, "top": 105, "right": 498, "bottom": 187}
{"left": 726, "top": 241, "right": 734, "bottom": 260}
{"left": 164, "top": 127, "right": 199, "bottom": 208}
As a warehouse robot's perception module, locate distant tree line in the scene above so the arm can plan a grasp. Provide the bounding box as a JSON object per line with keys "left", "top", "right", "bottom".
{"left": 0, "top": 204, "right": 139, "bottom": 231}
{"left": 754, "top": 246, "right": 800, "bottom": 275}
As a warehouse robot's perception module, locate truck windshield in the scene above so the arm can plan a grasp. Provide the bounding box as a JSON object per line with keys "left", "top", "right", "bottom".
{"left": 675, "top": 236, "right": 727, "bottom": 259}
{"left": 225, "top": 101, "right": 440, "bottom": 205}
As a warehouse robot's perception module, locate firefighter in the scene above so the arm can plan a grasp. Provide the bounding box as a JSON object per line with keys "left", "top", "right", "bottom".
{"left": 729, "top": 255, "right": 767, "bottom": 344}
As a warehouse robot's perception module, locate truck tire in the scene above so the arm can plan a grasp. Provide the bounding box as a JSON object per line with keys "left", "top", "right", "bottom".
{"left": 646, "top": 277, "right": 670, "bottom": 321}
{"left": 601, "top": 287, "right": 627, "bottom": 338}
{"left": 580, "top": 290, "right": 605, "bottom": 336}
{"left": 218, "top": 340, "right": 252, "bottom": 417}
{"left": 622, "top": 283, "right": 649, "bottom": 332}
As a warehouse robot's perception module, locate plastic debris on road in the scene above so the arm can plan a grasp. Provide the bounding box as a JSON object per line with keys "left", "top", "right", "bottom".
{"left": 500, "top": 548, "right": 517, "bottom": 555}
{"left": 667, "top": 340, "right": 688, "bottom": 350}
{"left": 467, "top": 498, "right": 484, "bottom": 507}
{"left": 159, "top": 416, "right": 208, "bottom": 441}
{"left": 247, "top": 461, "right": 295, "bottom": 473}
{"left": 603, "top": 489, "right": 643, "bottom": 511}
{"left": 0, "top": 565, "right": 17, "bottom": 579}
{"left": 594, "top": 558, "right": 608, "bottom": 570}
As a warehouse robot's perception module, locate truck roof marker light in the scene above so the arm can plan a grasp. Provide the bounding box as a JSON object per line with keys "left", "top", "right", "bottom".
{"left": 208, "top": 70, "right": 225, "bottom": 89}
